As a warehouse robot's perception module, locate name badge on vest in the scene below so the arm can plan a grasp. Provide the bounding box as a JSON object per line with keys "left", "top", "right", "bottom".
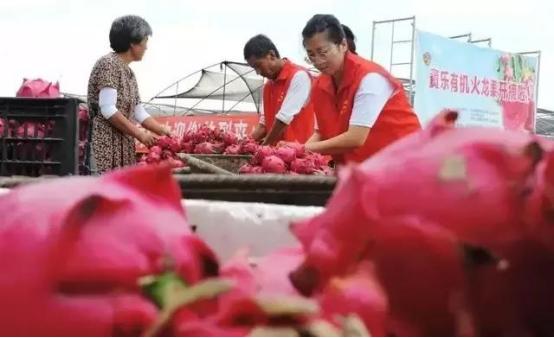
{"left": 339, "top": 100, "right": 350, "bottom": 116}
{"left": 278, "top": 91, "right": 285, "bottom": 104}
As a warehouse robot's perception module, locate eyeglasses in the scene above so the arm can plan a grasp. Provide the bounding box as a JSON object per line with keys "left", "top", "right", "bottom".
{"left": 305, "top": 45, "right": 338, "bottom": 65}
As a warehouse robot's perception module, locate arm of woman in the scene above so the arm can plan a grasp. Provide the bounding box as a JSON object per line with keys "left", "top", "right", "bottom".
{"left": 99, "top": 87, "right": 157, "bottom": 146}
{"left": 305, "top": 126, "right": 369, "bottom": 154}
{"left": 132, "top": 103, "right": 171, "bottom": 136}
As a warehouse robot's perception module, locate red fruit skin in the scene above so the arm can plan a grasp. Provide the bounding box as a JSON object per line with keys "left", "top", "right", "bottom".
{"left": 224, "top": 144, "right": 241, "bottom": 155}
{"left": 252, "top": 146, "right": 274, "bottom": 166}
{"left": 318, "top": 262, "right": 388, "bottom": 337}
{"left": 275, "top": 146, "right": 297, "bottom": 164}
{"left": 261, "top": 155, "right": 286, "bottom": 174}
{"left": 290, "top": 158, "right": 316, "bottom": 174}
{"left": 0, "top": 165, "right": 218, "bottom": 336}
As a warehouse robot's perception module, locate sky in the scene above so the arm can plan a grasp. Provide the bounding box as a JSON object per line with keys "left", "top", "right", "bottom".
{"left": 0, "top": 0, "right": 552, "bottom": 110}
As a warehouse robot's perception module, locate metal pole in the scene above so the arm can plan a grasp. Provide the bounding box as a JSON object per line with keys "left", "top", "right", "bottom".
{"left": 534, "top": 52, "right": 541, "bottom": 133}
{"left": 370, "top": 21, "right": 376, "bottom": 60}
{"left": 389, "top": 21, "right": 395, "bottom": 72}
{"left": 174, "top": 82, "right": 178, "bottom": 115}
{"left": 409, "top": 17, "right": 416, "bottom": 105}
{"left": 222, "top": 62, "right": 227, "bottom": 114}
{"left": 470, "top": 38, "right": 492, "bottom": 47}
{"left": 449, "top": 33, "right": 472, "bottom": 42}
{"left": 148, "top": 62, "right": 220, "bottom": 102}
{"left": 373, "top": 16, "right": 415, "bottom": 24}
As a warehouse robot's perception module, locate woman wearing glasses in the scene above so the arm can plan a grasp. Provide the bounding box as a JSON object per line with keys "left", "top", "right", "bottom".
{"left": 302, "top": 15, "right": 421, "bottom": 164}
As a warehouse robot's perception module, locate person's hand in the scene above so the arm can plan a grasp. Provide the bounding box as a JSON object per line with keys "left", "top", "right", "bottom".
{"left": 138, "top": 131, "right": 158, "bottom": 147}
{"left": 160, "top": 125, "right": 173, "bottom": 137}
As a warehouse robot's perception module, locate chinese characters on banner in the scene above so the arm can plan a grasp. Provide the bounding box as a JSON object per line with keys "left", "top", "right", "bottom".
{"left": 428, "top": 68, "right": 534, "bottom": 104}
{"left": 414, "top": 30, "right": 538, "bottom": 132}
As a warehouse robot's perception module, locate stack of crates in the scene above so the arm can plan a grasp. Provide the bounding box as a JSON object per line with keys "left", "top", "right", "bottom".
{"left": 0, "top": 97, "right": 80, "bottom": 176}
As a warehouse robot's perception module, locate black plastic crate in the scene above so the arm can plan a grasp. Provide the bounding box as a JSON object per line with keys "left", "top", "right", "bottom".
{"left": 0, "top": 97, "right": 79, "bottom": 176}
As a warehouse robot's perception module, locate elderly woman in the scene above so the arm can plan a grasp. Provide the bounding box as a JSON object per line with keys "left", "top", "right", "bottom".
{"left": 87, "top": 15, "right": 169, "bottom": 173}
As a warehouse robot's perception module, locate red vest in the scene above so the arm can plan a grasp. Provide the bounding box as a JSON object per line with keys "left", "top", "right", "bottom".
{"left": 263, "top": 60, "right": 315, "bottom": 143}
{"left": 312, "top": 52, "right": 421, "bottom": 163}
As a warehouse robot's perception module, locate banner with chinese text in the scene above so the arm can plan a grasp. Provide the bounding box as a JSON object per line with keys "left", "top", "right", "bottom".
{"left": 136, "top": 113, "right": 259, "bottom": 153}
{"left": 414, "top": 30, "right": 538, "bottom": 132}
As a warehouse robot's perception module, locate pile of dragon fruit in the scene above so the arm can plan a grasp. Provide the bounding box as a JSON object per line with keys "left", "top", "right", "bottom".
{"left": 138, "top": 135, "right": 186, "bottom": 169}
{"left": 140, "top": 125, "right": 334, "bottom": 175}
{"left": 239, "top": 143, "right": 333, "bottom": 175}
{"left": 0, "top": 79, "right": 91, "bottom": 175}
{"left": 0, "top": 106, "right": 90, "bottom": 175}
{"left": 3, "top": 109, "right": 554, "bottom": 336}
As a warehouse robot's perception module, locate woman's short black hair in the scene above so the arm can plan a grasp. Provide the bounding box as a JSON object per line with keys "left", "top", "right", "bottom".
{"left": 109, "top": 15, "right": 152, "bottom": 53}
{"left": 342, "top": 24, "right": 357, "bottom": 54}
{"left": 302, "top": 14, "right": 345, "bottom": 46}
{"left": 243, "top": 34, "right": 280, "bottom": 60}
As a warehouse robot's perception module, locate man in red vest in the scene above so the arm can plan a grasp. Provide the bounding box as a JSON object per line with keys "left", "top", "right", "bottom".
{"left": 302, "top": 15, "right": 421, "bottom": 164}
{"left": 244, "top": 34, "right": 315, "bottom": 145}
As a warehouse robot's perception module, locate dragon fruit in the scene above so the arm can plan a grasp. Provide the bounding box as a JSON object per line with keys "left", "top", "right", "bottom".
{"left": 146, "top": 151, "right": 161, "bottom": 164}
{"left": 223, "top": 144, "right": 241, "bottom": 155}
{"left": 275, "top": 146, "right": 297, "bottom": 164}
{"left": 240, "top": 140, "right": 259, "bottom": 155}
{"left": 289, "top": 110, "right": 554, "bottom": 335}
{"left": 238, "top": 164, "right": 255, "bottom": 174}
{"left": 0, "top": 118, "right": 4, "bottom": 137}
{"left": 280, "top": 142, "right": 306, "bottom": 158}
{"left": 0, "top": 165, "right": 219, "bottom": 336}
{"left": 222, "top": 132, "right": 238, "bottom": 146}
{"left": 261, "top": 155, "right": 286, "bottom": 174}
{"left": 16, "top": 122, "right": 45, "bottom": 138}
{"left": 156, "top": 136, "right": 173, "bottom": 150}
{"left": 250, "top": 166, "right": 264, "bottom": 174}
{"left": 252, "top": 146, "right": 274, "bottom": 165}
{"left": 251, "top": 247, "right": 304, "bottom": 297}
{"left": 181, "top": 140, "right": 194, "bottom": 154}
{"left": 290, "top": 158, "right": 317, "bottom": 175}
{"left": 318, "top": 262, "right": 388, "bottom": 336}
{"left": 194, "top": 142, "right": 219, "bottom": 155}
{"left": 16, "top": 78, "right": 60, "bottom": 98}
{"left": 161, "top": 149, "right": 174, "bottom": 160}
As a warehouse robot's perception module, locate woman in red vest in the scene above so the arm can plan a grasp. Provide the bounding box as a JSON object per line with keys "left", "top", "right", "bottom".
{"left": 302, "top": 15, "right": 421, "bottom": 164}
{"left": 244, "top": 34, "right": 315, "bottom": 145}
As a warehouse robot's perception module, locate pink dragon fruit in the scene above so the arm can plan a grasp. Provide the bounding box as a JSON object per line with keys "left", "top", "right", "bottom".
{"left": 250, "top": 166, "right": 264, "bottom": 174}
{"left": 222, "top": 131, "right": 238, "bottom": 146}
{"left": 149, "top": 145, "right": 162, "bottom": 155}
{"left": 275, "top": 146, "right": 297, "bottom": 164}
{"left": 238, "top": 164, "right": 255, "bottom": 174}
{"left": 281, "top": 142, "right": 306, "bottom": 158}
{"left": 194, "top": 142, "right": 218, "bottom": 154}
{"left": 291, "top": 110, "right": 552, "bottom": 291}
{"left": 240, "top": 140, "right": 259, "bottom": 155}
{"left": 0, "top": 165, "right": 219, "bottom": 336}
{"left": 161, "top": 149, "right": 174, "bottom": 160}
{"left": 16, "top": 78, "right": 60, "bottom": 98}
{"left": 288, "top": 110, "right": 554, "bottom": 335}
{"left": 146, "top": 151, "right": 161, "bottom": 164}
{"left": 290, "top": 158, "right": 317, "bottom": 175}
{"left": 223, "top": 144, "right": 241, "bottom": 155}
{"left": 261, "top": 155, "right": 286, "bottom": 174}
{"left": 181, "top": 140, "right": 194, "bottom": 154}
{"left": 318, "top": 262, "right": 388, "bottom": 336}
{"left": 156, "top": 136, "right": 172, "bottom": 149}
{"left": 252, "top": 146, "right": 274, "bottom": 165}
